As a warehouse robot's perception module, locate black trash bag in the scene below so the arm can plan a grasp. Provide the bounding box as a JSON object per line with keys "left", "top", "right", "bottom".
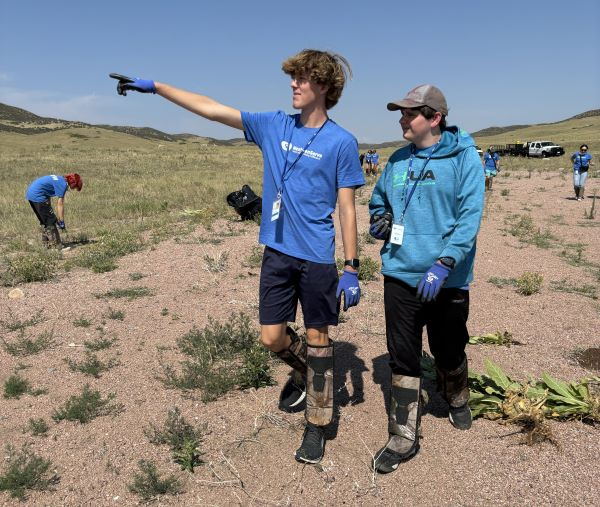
{"left": 226, "top": 184, "right": 262, "bottom": 220}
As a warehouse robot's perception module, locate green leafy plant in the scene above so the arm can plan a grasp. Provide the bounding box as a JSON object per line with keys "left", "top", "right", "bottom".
{"left": 128, "top": 272, "right": 145, "bottom": 281}
{"left": 0, "top": 444, "right": 58, "bottom": 500}
{"left": 128, "top": 460, "right": 182, "bottom": 502}
{"left": 550, "top": 279, "right": 598, "bottom": 300}
{"left": 515, "top": 272, "right": 543, "bottom": 295}
{"left": 469, "top": 331, "right": 521, "bottom": 347}
{"left": 2, "top": 329, "right": 55, "bottom": 357}
{"left": 52, "top": 384, "right": 122, "bottom": 424}
{"left": 95, "top": 286, "right": 153, "bottom": 300}
{"left": 1, "top": 250, "right": 59, "bottom": 285}
{"left": 71, "top": 230, "right": 143, "bottom": 273}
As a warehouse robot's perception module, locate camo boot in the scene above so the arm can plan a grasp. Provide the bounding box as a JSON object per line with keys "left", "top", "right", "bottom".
{"left": 437, "top": 357, "right": 471, "bottom": 430}
{"left": 295, "top": 341, "right": 333, "bottom": 464}
{"left": 45, "top": 225, "right": 63, "bottom": 249}
{"left": 40, "top": 225, "right": 50, "bottom": 248}
{"left": 372, "top": 374, "right": 421, "bottom": 473}
{"left": 276, "top": 326, "right": 307, "bottom": 413}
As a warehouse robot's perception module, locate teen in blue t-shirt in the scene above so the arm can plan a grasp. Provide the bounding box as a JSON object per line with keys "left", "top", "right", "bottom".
{"left": 571, "top": 144, "right": 594, "bottom": 200}
{"left": 25, "top": 173, "right": 83, "bottom": 248}
{"left": 483, "top": 148, "right": 500, "bottom": 191}
{"left": 111, "top": 49, "right": 365, "bottom": 465}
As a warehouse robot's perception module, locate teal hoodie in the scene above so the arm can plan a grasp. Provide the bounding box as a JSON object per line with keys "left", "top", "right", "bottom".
{"left": 369, "top": 127, "right": 485, "bottom": 288}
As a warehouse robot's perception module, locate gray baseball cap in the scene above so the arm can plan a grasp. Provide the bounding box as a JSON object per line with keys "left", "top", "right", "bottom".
{"left": 387, "top": 84, "right": 448, "bottom": 115}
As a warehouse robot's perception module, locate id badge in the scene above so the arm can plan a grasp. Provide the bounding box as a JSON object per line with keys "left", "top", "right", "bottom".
{"left": 271, "top": 197, "right": 281, "bottom": 222}
{"left": 390, "top": 224, "right": 405, "bottom": 245}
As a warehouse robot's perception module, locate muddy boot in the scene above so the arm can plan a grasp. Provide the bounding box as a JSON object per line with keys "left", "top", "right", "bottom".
{"left": 276, "top": 326, "right": 307, "bottom": 413}
{"left": 40, "top": 225, "right": 50, "bottom": 248}
{"left": 305, "top": 341, "right": 334, "bottom": 427}
{"left": 372, "top": 374, "right": 421, "bottom": 473}
{"left": 575, "top": 186, "right": 581, "bottom": 200}
{"left": 45, "top": 225, "right": 63, "bottom": 249}
{"left": 580, "top": 187, "right": 585, "bottom": 200}
{"left": 437, "top": 357, "right": 471, "bottom": 430}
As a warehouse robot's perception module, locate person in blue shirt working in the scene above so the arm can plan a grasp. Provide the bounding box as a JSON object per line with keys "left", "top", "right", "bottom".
{"left": 483, "top": 147, "right": 500, "bottom": 191}
{"left": 110, "top": 49, "right": 365, "bottom": 464}
{"left": 26, "top": 173, "right": 83, "bottom": 248}
{"left": 368, "top": 84, "right": 484, "bottom": 474}
{"left": 571, "top": 144, "right": 594, "bottom": 201}
{"left": 371, "top": 149, "right": 380, "bottom": 175}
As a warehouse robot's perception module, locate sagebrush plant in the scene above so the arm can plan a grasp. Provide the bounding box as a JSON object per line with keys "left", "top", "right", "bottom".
{"left": 2, "top": 329, "right": 55, "bottom": 357}
{"left": 128, "top": 460, "right": 182, "bottom": 502}
{"left": 0, "top": 444, "right": 58, "bottom": 500}
{"left": 160, "top": 312, "right": 273, "bottom": 401}
{"left": 105, "top": 307, "right": 125, "bottom": 320}
{"left": 52, "top": 384, "right": 122, "bottom": 424}
{"left": 84, "top": 335, "right": 117, "bottom": 351}
{"left": 515, "top": 272, "right": 543, "bottom": 295}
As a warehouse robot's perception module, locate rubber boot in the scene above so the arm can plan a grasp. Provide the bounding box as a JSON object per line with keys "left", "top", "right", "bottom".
{"left": 436, "top": 357, "right": 471, "bottom": 430}
{"left": 305, "top": 341, "right": 334, "bottom": 426}
{"left": 372, "top": 374, "right": 421, "bottom": 473}
{"left": 575, "top": 186, "right": 581, "bottom": 200}
{"left": 580, "top": 187, "right": 585, "bottom": 200}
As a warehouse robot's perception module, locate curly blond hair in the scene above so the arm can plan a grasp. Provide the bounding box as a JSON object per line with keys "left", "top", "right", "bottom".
{"left": 282, "top": 49, "right": 352, "bottom": 110}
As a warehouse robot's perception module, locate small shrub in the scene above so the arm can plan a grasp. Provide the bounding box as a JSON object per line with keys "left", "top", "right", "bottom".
{"left": 160, "top": 313, "right": 271, "bottom": 401}
{"left": 105, "top": 307, "right": 125, "bottom": 320}
{"left": 1, "top": 250, "right": 59, "bottom": 285}
{"left": 2, "top": 330, "right": 55, "bottom": 357}
{"left": 500, "top": 189, "right": 510, "bottom": 196}
{"left": 66, "top": 352, "right": 119, "bottom": 378}
{"left": 95, "top": 286, "right": 153, "bottom": 300}
{"left": 0, "top": 444, "right": 58, "bottom": 500}
{"left": 3, "top": 373, "right": 31, "bottom": 399}
{"left": 128, "top": 460, "right": 182, "bottom": 502}
{"left": 52, "top": 384, "right": 122, "bottom": 424}
{"left": 0, "top": 310, "right": 44, "bottom": 332}
{"left": 161, "top": 308, "right": 169, "bottom": 316}
{"left": 203, "top": 251, "right": 229, "bottom": 273}
{"left": 515, "top": 272, "right": 543, "bottom": 296}
{"left": 73, "top": 317, "right": 92, "bottom": 328}
{"left": 128, "top": 272, "right": 145, "bottom": 281}
{"left": 72, "top": 230, "right": 142, "bottom": 273}
{"left": 243, "top": 245, "right": 264, "bottom": 268}
{"left": 26, "top": 418, "right": 49, "bottom": 437}
{"left": 84, "top": 336, "right": 117, "bottom": 351}
{"left": 358, "top": 256, "right": 380, "bottom": 282}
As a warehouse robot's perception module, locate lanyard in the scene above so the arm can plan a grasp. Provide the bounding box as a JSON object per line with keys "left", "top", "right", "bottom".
{"left": 277, "top": 119, "right": 329, "bottom": 197}
{"left": 398, "top": 143, "right": 439, "bottom": 223}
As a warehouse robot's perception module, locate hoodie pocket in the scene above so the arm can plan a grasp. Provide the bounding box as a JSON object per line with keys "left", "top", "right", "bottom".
{"left": 386, "top": 233, "right": 446, "bottom": 274}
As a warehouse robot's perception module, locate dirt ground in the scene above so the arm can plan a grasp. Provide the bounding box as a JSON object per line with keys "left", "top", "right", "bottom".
{"left": 1, "top": 168, "right": 599, "bottom": 506}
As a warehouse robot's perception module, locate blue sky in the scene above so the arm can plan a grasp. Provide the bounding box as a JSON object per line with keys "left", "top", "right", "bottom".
{"left": 1, "top": 0, "right": 599, "bottom": 143}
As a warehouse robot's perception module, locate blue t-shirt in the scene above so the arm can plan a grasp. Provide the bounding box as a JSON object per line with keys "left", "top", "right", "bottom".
{"left": 483, "top": 152, "right": 499, "bottom": 169}
{"left": 372, "top": 153, "right": 380, "bottom": 164}
{"left": 572, "top": 152, "right": 592, "bottom": 171}
{"left": 242, "top": 111, "right": 365, "bottom": 264}
{"left": 26, "top": 175, "right": 68, "bottom": 202}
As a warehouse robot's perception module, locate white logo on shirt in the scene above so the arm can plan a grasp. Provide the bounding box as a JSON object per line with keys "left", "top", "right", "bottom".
{"left": 280, "top": 141, "right": 323, "bottom": 160}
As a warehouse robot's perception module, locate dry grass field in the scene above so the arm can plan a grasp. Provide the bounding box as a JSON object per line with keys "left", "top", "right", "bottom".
{"left": 1, "top": 109, "right": 599, "bottom": 505}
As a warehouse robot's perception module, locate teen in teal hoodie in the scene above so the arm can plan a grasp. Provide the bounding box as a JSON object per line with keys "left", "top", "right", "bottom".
{"left": 368, "top": 84, "right": 484, "bottom": 475}
{"left": 369, "top": 126, "right": 484, "bottom": 288}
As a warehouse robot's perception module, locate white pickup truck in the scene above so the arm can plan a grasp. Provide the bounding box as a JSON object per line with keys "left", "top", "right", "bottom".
{"left": 527, "top": 140, "right": 565, "bottom": 158}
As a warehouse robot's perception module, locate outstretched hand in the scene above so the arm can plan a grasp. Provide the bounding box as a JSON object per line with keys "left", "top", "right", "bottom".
{"left": 109, "top": 73, "right": 156, "bottom": 96}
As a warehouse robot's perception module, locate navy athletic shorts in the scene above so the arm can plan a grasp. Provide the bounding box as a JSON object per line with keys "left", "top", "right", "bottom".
{"left": 259, "top": 246, "right": 339, "bottom": 328}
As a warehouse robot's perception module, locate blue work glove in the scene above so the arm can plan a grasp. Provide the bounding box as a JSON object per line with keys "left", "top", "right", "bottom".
{"left": 416, "top": 263, "right": 450, "bottom": 303}
{"left": 369, "top": 212, "right": 393, "bottom": 240}
{"left": 57, "top": 220, "right": 66, "bottom": 230}
{"left": 336, "top": 269, "right": 360, "bottom": 311}
{"left": 109, "top": 73, "right": 156, "bottom": 96}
